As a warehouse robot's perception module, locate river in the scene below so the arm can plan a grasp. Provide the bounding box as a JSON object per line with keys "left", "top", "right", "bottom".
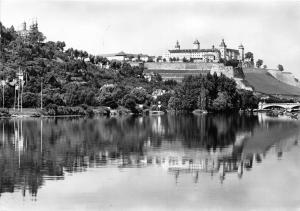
{"left": 0, "top": 113, "right": 299, "bottom": 210}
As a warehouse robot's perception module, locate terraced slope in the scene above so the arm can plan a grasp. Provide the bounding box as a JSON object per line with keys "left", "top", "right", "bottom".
{"left": 144, "top": 69, "right": 210, "bottom": 81}
{"left": 268, "top": 69, "right": 300, "bottom": 88}
{"left": 244, "top": 69, "right": 300, "bottom": 96}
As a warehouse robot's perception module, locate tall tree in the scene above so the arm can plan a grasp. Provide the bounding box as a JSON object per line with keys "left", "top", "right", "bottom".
{"left": 278, "top": 64, "right": 284, "bottom": 71}
{"left": 256, "top": 59, "right": 263, "bottom": 68}
{"left": 245, "top": 52, "right": 254, "bottom": 61}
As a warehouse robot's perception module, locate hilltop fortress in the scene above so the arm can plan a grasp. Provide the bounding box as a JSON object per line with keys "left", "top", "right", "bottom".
{"left": 163, "top": 39, "right": 244, "bottom": 63}
{"left": 144, "top": 39, "right": 300, "bottom": 98}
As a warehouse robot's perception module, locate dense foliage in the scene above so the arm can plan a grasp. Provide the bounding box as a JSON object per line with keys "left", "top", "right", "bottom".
{"left": 167, "top": 74, "right": 258, "bottom": 112}
{"left": 0, "top": 22, "right": 164, "bottom": 112}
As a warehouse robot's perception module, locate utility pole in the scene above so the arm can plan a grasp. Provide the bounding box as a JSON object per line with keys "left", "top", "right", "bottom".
{"left": 20, "top": 79, "right": 23, "bottom": 112}
{"left": 17, "top": 68, "right": 24, "bottom": 111}
{"left": 0, "top": 21, "right": 3, "bottom": 63}
{"left": 2, "top": 84, "right": 4, "bottom": 108}
{"left": 1, "top": 80, "right": 5, "bottom": 108}
{"left": 17, "top": 84, "right": 19, "bottom": 111}
{"left": 14, "top": 82, "right": 16, "bottom": 110}
{"left": 40, "top": 80, "right": 43, "bottom": 109}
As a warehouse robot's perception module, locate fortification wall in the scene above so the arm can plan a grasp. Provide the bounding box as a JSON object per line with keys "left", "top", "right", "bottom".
{"left": 144, "top": 62, "right": 216, "bottom": 70}
{"left": 210, "top": 64, "right": 234, "bottom": 78}
{"left": 144, "top": 62, "right": 254, "bottom": 90}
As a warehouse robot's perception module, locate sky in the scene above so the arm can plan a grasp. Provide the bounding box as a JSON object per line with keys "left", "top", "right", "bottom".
{"left": 1, "top": 0, "right": 300, "bottom": 78}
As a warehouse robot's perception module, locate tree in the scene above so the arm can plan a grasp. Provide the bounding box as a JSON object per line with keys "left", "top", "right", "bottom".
{"left": 122, "top": 94, "right": 137, "bottom": 112}
{"left": 263, "top": 65, "right": 267, "bottom": 69}
{"left": 168, "top": 97, "right": 182, "bottom": 111}
{"left": 225, "top": 59, "right": 240, "bottom": 68}
{"left": 197, "top": 86, "right": 207, "bottom": 110}
{"left": 28, "top": 26, "right": 46, "bottom": 44}
{"left": 147, "top": 57, "right": 154, "bottom": 62}
{"left": 212, "top": 92, "right": 232, "bottom": 111}
{"left": 278, "top": 64, "right": 284, "bottom": 71}
{"left": 245, "top": 52, "right": 254, "bottom": 61}
{"left": 164, "top": 79, "right": 177, "bottom": 88}
{"left": 130, "top": 87, "right": 148, "bottom": 104}
{"left": 182, "top": 57, "right": 188, "bottom": 63}
{"left": 110, "top": 60, "right": 122, "bottom": 69}
{"left": 56, "top": 41, "right": 66, "bottom": 51}
{"left": 88, "top": 54, "right": 95, "bottom": 64}
{"left": 256, "top": 59, "right": 263, "bottom": 68}
{"left": 156, "top": 93, "right": 172, "bottom": 108}
{"left": 238, "top": 90, "right": 258, "bottom": 110}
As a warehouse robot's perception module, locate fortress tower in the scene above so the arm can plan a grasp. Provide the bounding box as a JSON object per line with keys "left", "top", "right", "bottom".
{"left": 238, "top": 44, "right": 244, "bottom": 61}
{"left": 175, "top": 40, "right": 180, "bottom": 50}
{"left": 193, "top": 39, "right": 200, "bottom": 50}
{"left": 219, "top": 39, "right": 227, "bottom": 59}
{"left": 22, "top": 22, "right": 27, "bottom": 31}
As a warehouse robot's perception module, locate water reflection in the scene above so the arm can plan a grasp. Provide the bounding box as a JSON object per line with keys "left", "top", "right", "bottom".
{"left": 0, "top": 113, "right": 299, "bottom": 197}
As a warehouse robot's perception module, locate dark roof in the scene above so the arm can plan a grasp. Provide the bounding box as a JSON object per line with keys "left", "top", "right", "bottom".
{"left": 169, "top": 49, "right": 220, "bottom": 53}
{"left": 99, "top": 52, "right": 149, "bottom": 58}
{"left": 115, "top": 51, "right": 127, "bottom": 56}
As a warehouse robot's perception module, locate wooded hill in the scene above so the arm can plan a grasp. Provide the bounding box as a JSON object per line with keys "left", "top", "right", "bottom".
{"left": 0, "top": 22, "right": 258, "bottom": 113}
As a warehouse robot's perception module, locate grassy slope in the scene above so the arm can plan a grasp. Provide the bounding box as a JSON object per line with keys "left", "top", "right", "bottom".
{"left": 243, "top": 68, "right": 300, "bottom": 96}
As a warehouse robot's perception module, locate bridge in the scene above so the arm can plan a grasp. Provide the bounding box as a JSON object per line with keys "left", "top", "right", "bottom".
{"left": 258, "top": 102, "right": 300, "bottom": 110}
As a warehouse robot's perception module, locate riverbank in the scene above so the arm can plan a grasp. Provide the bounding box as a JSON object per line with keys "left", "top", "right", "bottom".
{"left": 0, "top": 106, "right": 133, "bottom": 118}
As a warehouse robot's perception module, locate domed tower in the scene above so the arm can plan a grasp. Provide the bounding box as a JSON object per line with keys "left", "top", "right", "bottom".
{"left": 219, "top": 39, "right": 227, "bottom": 59}
{"left": 175, "top": 40, "right": 180, "bottom": 50}
{"left": 30, "top": 20, "right": 38, "bottom": 31}
{"left": 193, "top": 39, "right": 200, "bottom": 50}
{"left": 238, "top": 43, "right": 244, "bottom": 61}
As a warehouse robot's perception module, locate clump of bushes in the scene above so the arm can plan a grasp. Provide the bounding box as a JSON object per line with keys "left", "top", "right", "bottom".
{"left": 43, "top": 104, "right": 94, "bottom": 116}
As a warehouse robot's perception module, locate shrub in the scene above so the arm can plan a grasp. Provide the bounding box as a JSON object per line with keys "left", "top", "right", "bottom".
{"left": 22, "top": 92, "right": 39, "bottom": 108}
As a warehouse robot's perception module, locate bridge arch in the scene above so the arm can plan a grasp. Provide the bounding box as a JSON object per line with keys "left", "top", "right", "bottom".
{"left": 262, "top": 105, "right": 286, "bottom": 110}
{"left": 259, "top": 102, "right": 300, "bottom": 110}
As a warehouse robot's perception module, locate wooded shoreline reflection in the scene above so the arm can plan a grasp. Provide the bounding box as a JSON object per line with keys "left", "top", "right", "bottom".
{"left": 0, "top": 114, "right": 299, "bottom": 197}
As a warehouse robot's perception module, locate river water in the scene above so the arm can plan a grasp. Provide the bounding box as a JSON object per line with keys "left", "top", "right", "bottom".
{"left": 0, "top": 113, "right": 299, "bottom": 210}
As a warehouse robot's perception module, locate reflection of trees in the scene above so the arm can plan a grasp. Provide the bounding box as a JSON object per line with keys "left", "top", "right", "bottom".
{"left": 0, "top": 114, "right": 298, "bottom": 196}
{"left": 149, "top": 113, "right": 259, "bottom": 149}
{"left": 0, "top": 117, "right": 153, "bottom": 197}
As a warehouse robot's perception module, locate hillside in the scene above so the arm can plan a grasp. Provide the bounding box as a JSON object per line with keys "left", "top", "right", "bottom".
{"left": 267, "top": 69, "right": 300, "bottom": 88}
{"left": 0, "top": 22, "right": 165, "bottom": 111}
{"left": 243, "top": 69, "right": 300, "bottom": 96}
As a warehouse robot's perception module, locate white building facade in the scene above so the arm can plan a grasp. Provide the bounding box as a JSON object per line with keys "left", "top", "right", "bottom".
{"left": 164, "top": 39, "right": 245, "bottom": 63}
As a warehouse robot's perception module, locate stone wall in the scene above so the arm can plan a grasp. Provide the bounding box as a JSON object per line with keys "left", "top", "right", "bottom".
{"left": 210, "top": 64, "right": 234, "bottom": 78}
{"left": 144, "top": 62, "right": 250, "bottom": 90}
{"left": 144, "top": 62, "right": 216, "bottom": 70}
